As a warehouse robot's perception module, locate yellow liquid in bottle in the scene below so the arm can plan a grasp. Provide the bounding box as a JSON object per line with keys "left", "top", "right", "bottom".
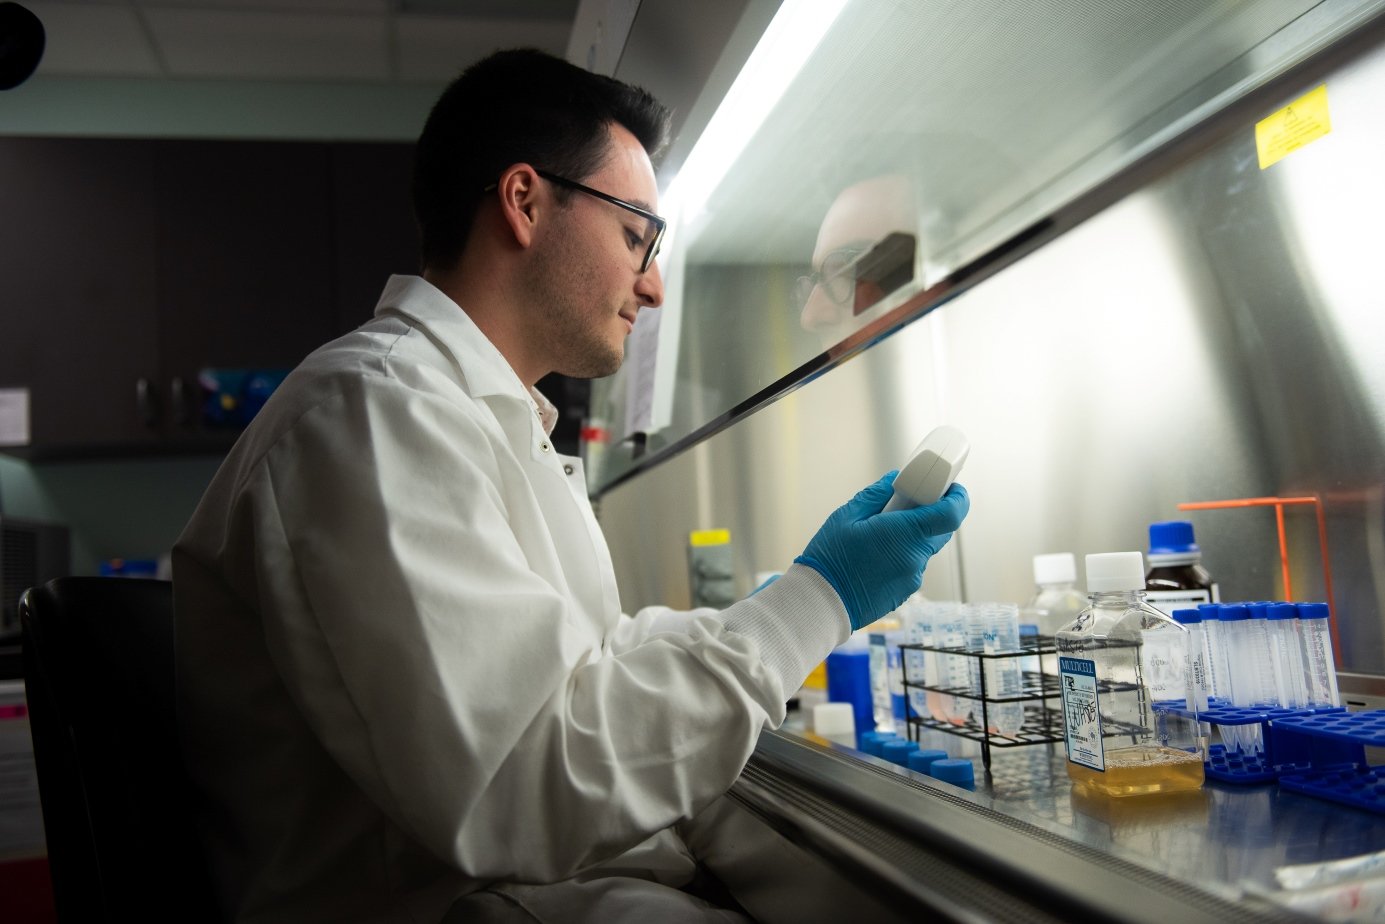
{"left": 1066, "top": 745, "right": 1204, "bottom": 797}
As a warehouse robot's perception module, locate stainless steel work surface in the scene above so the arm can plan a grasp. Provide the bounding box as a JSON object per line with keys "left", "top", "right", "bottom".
{"left": 780, "top": 720, "right": 1385, "bottom": 900}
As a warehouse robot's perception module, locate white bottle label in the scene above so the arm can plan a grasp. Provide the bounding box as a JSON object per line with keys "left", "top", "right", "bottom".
{"left": 1144, "top": 589, "right": 1211, "bottom": 615}
{"left": 1060, "top": 656, "right": 1104, "bottom": 772}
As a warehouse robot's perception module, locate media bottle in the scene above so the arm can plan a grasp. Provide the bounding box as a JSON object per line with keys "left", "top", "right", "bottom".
{"left": 1057, "top": 552, "right": 1204, "bottom": 797}
{"left": 1144, "top": 521, "right": 1220, "bottom": 615}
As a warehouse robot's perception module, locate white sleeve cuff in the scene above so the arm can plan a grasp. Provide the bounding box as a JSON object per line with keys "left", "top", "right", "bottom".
{"left": 719, "top": 563, "right": 850, "bottom": 703}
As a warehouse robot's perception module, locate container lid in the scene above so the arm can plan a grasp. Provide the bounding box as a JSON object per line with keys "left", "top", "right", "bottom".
{"left": 1033, "top": 552, "right": 1077, "bottom": 585}
{"left": 907, "top": 749, "right": 949, "bottom": 773}
{"left": 1298, "top": 602, "right": 1330, "bottom": 620}
{"left": 1197, "top": 603, "right": 1221, "bottom": 619}
{"left": 1247, "top": 602, "right": 1269, "bottom": 620}
{"left": 1267, "top": 603, "right": 1298, "bottom": 621}
{"left": 1171, "top": 608, "right": 1201, "bottom": 624}
{"left": 930, "top": 758, "right": 976, "bottom": 786}
{"left": 882, "top": 739, "right": 920, "bottom": 765}
{"left": 1148, "top": 520, "right": 1200, "bottom": 555}
{"left": 1085, "top": 551, "right": 1146, "bottom": 592}
{"left": 1219, "top": 604, "right": 1249, "bottom": 622}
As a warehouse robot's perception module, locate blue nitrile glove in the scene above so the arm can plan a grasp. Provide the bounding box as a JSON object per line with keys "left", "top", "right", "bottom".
{"left": 795, "top": 472, "right": 970, "bottom": 631}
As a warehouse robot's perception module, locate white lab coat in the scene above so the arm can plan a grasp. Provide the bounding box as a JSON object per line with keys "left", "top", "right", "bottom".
{"left": 173, "top": 275, "right": 848, "bottom": 923}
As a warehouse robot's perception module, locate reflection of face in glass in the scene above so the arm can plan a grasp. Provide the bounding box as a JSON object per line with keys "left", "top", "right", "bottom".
{"left": 799, "top": 174, "right": 916, "bottom": 348}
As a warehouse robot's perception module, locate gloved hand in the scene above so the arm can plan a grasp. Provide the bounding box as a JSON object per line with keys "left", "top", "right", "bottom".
{"left": 795, "top": 472, "right": 970, "bottom": 631}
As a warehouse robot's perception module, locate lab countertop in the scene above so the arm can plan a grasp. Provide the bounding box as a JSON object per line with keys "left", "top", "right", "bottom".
{"left": 777, "top": 708, "right": 1385, "bottom": 906}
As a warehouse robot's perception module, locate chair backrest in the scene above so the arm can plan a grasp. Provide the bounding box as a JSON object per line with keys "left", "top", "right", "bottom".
{"left": 21, "top": 576, "right": 220, "bottom": 921}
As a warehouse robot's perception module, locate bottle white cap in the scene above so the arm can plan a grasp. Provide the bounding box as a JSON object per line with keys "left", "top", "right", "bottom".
{"left": 1085, "top": 552, "right": 1146, "bottom": 593}
{"left": 812, "top": 702, "right": 856, "bottom": 741}
{"left": 1033, "top": 552, "right": 1077, "bottom": 585}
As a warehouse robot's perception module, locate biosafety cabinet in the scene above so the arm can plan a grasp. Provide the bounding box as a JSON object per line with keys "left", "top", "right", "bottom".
{"left": 589, "top": 1, "right": 1385, "bottom": 920}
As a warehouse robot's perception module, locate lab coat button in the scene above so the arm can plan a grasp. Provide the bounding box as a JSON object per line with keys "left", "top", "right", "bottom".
{"left": 540, "top": 441, "right": 551, "bottom": 452}
{"left": 563, "top": 464, "right": 574, "bottom": 475}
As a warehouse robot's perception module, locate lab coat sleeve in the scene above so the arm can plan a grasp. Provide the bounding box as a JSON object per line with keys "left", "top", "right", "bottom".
{"left": 607, "top": 605, "right": 718, "bottom": 653}
{"left": 242, "top": 376, "right": 847, "bottom": 884}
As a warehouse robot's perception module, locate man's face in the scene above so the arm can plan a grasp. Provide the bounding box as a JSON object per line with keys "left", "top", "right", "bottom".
{"left": 526, "top": 124, "right": 665, "bottom": 379}
{"left": 800, "top": 174, "right": 915, "bottom": 349}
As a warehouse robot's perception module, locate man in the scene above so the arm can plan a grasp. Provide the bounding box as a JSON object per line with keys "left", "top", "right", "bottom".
{"left": 174, "top": 49, "right": 968, "bottom": 923}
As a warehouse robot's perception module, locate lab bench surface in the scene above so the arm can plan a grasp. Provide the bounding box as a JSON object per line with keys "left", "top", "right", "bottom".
{"left": 710, "top": 721, "right": 1385, "bottom": 922}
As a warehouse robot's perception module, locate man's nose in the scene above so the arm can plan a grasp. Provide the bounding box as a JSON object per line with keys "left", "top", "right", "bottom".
{"left": 637, "top": 260, "right": 664, "bottom": 308}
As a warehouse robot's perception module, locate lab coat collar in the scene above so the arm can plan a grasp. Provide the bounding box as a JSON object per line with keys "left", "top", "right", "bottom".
{"left": 373, "top": 274, "right": 558, "bottom": 437}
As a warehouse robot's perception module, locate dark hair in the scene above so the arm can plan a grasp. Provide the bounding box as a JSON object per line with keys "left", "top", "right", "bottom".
{"left": 412, "top": 48, "right": 670, "bottom": 271}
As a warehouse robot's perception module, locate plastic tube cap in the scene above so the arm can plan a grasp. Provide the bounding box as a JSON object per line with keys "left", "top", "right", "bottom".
{"left": 1171, "top": 609, "right": 1201, "bottom": 624}
{"left": 812, "top": 702, "right": 856, "bottom": 739}
{"left": 861, "top": 732, "right": 897, "bottom": 756}
{"left": 930, "top": 758, "right": 976, "bottom": 789}
{"left": 1033, "top": 552, "right": 1077, "bottom": 585}
{"left": 907, "top": 749, "right": 949, "bottom": 774}
{"left": 1219, "top": 604, "right": 1249, "bottom": 622}
{"left": 1267, "top": 603, "right": 1297, "bottom": 621}
{"left": 882, "top": 739, "right": 920, "bottom": 766}
{"left": 1298, "top": 603, "right": 1330, "bottom": 620}
{"left": 1085, "top": 552, "right": 1146, "bottom": 593}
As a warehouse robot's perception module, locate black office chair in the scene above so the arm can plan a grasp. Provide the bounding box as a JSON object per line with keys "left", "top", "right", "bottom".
{"left": 20, "top": 577, "right": 220, "bottom": 922}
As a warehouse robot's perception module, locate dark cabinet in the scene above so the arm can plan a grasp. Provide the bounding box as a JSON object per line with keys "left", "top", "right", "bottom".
{"left": 0, "top": 138, "right": 161, "bottom": 450}
{"left": 0, "top": 136, "right": 417, "bottom": 459}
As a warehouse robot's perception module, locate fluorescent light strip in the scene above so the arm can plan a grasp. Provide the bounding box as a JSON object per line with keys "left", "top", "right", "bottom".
{"left": 663, "top": 0, "right": 850, "bottom": 227}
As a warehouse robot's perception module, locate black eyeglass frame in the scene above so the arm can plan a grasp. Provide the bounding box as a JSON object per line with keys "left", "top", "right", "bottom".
{"left": 531, "top": 170, "right": 667, "bottom": 274}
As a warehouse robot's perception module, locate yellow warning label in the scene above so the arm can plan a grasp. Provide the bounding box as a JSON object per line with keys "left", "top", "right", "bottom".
{"left": 689, "top": 528, "right": 731, "bottom": 547}
{"left": 1256, "top": 85, "right": 1331, "bottom": 170}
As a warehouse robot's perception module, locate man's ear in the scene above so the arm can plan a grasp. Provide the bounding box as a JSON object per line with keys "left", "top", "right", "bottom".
{"left": 495, "top": 164, "right": 542, "bottom": 250}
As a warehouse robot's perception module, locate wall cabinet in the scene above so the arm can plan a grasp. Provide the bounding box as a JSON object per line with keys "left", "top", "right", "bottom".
{"left": 0, "top": 137, "right": 417, "bottom": 460}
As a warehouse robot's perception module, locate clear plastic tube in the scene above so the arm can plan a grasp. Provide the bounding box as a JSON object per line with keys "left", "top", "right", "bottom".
{"left": 935, "top": 603, "right": 972, "bottom": 725}
{"left": 981, "top": 604, "right": 1025, "bottom": 737}
{"left": 1266, "top": 603, "right": 1306, "bottom": 709}
{"left": 1198, "top": 603, "right": 1230, "bottom": 704}
{"left": 1170, "top": 610, "right": 1209, "bottom": 712}
{"left": 1219, "top": 605, "right": 1262, "bottom": 753}
{"left": 1245, "top": 604, "right": 1280, "bottom": 707}
{"left": 903, "top": 600, "right": 932, "bottom": 720}
{"left": 1298, "top": 603, "right": 1340, "bottom": 708}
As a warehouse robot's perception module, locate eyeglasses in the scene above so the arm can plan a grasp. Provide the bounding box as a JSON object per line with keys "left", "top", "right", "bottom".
{"left": 535, "top": 170, "right": 666, "bottom": 274}
{"left": 794, "top": 247, "right": 866, "bottom": 308}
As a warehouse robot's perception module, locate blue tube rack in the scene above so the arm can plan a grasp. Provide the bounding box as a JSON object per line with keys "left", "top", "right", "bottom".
{"left": 1272, "top": 711, "right": 1385, "bottom": 814}
{"left": 1153, "top": 701, "right": 1355, "bottom": 785}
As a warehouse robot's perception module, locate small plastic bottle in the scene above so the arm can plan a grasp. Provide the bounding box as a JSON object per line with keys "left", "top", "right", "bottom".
{"left": 1144, "top": 521, "right": 1220, "bottom": 616}
{"left": 1265, "top": 603, "right": 1307, "bottom": 709}
{"left": 1297, "top": 603, "right": 1341, "bottom": 708}
{"left": 1056, "top": 552, "right": 1204, "bottom": 797}
{"left": 1023, "top": 553, "right": 1088, "bottom": 637}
